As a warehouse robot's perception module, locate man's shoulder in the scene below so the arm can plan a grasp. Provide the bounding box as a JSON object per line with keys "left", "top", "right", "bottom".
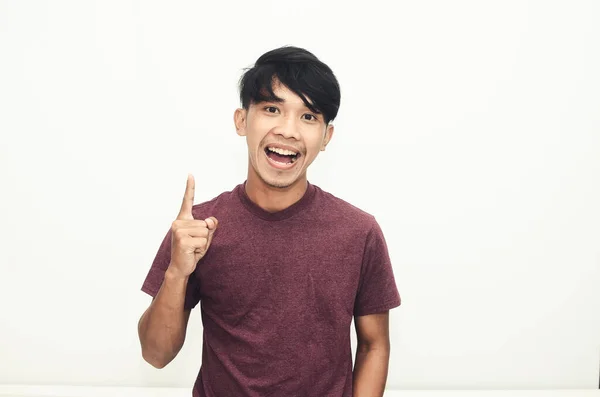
{"left": 190, "top": 183, "right": 240, "bottom": 219}
{"left": 313, "top": 184, "right": 377, "bottom": 226}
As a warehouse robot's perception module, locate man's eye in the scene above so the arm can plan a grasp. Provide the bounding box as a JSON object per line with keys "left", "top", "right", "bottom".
{"left": 265, "top": 106, "right": 278, "bottom": 113}
{"left": 303, "top": 114, "right": 317, "bottom": 121}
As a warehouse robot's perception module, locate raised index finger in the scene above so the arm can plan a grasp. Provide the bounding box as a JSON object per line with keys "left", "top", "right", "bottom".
{"left": 177, "top": 174, "right": 195, "bottom": 220}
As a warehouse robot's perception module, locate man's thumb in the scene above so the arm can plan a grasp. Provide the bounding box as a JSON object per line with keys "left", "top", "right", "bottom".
{"left": 205, "top": 217, "right": 219, "bottom": 245}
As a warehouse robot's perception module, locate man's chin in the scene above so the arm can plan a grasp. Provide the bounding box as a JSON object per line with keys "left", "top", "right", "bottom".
{"left": 264, "top": 178, "right": 295, "bottom": 190}
{"left": 259, "top": 172, "right": 300, "bottom": 190}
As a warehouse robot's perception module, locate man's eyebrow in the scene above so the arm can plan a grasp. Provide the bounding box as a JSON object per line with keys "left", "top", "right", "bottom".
{"left": 302, "top": 103, "right": 321, "bottom": 114}
{"left": 261, "top": 98, "right": 322, "bottom": 114}
{"left": 289, "top": 99, "right": 321, "bottom": 114}
{"left": 259, "top": 94, "right": 285, "bottom": 103}
{"left": 257, "top": 99, "right": 283, "bottom": 106}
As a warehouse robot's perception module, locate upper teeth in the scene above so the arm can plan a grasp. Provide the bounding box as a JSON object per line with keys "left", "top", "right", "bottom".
{"left": 268, "top": 147, "right": 297, "bottom": 156}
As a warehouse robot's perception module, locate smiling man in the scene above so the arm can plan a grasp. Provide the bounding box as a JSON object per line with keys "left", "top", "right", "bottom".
{"left": 138, "top": 46, "right": 401, "bottom": 397}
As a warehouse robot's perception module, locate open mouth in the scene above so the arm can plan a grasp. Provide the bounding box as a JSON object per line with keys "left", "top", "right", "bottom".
{"left": 264, "top": 146, "right": 300, "bottom": 165}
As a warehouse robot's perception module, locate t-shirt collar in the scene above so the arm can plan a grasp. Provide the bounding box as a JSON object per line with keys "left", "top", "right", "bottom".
{"left": 237, "top": 180, "right": 316, "bottom": 221}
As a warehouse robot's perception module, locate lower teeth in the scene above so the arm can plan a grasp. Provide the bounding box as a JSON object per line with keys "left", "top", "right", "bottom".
{"left": 270, "top": 155, "right": 297, "bottom": 165}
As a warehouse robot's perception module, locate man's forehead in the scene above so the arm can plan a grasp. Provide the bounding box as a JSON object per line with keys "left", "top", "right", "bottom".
{"left": 263, "top": 82, "right": 314, "bottom": 107}
{"left": 275, "top": 88, "right": 310, "bottom": 105}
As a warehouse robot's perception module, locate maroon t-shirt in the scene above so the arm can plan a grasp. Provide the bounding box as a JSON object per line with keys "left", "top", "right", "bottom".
{"left": 141, "top": 180, "right": 401, "bottom": 396}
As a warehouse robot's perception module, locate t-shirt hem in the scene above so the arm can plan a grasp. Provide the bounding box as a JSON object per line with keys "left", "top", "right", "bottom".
{"left": 141, "top": 283, "right": 158, "bottom": 298}
{"left": 354, "top": 298, "right": 401, "bottom": 316}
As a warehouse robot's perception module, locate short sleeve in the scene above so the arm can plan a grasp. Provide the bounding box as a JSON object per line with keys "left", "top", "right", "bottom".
{"left": 140, "top": 228, "right": 202, "bottom": 310}
{"left": 353, "top": 218, "right": 401, "bottom": 316}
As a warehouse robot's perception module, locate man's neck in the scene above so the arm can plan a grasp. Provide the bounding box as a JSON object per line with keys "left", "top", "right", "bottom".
{"left": 244, "top": 174, "right": 308, "bottom": 213}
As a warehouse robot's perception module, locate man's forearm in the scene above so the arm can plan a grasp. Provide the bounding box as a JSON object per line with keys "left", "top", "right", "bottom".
{"left": 352, "top": 343, "right": 390, "bottom": 397}
{"left": 138, "top": 265, "right": 190, "bottom": 368}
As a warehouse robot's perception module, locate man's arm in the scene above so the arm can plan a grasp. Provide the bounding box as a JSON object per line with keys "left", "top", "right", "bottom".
{"left": 352, "top": 311, "right": 391, "bottom": 397}
{"left": 138, "top": 265, "right": 192, "bottom": 368}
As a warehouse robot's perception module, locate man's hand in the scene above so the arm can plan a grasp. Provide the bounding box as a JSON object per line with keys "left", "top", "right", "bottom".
{"left": 169, "top": 174, "right": 218, "bottom": 278}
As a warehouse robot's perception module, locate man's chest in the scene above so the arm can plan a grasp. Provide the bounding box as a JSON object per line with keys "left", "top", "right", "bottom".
{"left": 194, "top": 230, "right": 364, "bottom": 327}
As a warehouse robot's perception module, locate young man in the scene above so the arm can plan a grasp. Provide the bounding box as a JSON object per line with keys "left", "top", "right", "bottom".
{"left": 138, "top": 46, "right": 401, "bottom": 397}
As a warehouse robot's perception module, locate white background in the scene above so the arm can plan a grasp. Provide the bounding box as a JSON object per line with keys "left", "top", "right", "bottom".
{"left": 1, "top": 0, "right": 599, "bottom": 391}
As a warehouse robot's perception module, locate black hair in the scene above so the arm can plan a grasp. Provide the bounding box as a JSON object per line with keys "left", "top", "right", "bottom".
{"left": 238, "top": 46, "right": 341, "bottom": 125}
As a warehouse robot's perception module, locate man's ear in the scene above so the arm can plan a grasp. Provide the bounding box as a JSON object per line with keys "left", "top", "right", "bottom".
{"left": 234, "top": 108, "right": 247, "bottom": 136}
{"left": 321, "top": 123, "right": 334, "bottom": 151}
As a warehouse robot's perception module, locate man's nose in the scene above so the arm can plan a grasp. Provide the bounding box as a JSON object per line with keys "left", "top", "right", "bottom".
{"left": 274, "top": 116, "right": 301, "bottom": 140}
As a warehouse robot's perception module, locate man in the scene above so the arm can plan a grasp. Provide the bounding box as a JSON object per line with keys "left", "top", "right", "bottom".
{"left": 138, "top": 46, "right": 401, "bottom": 397}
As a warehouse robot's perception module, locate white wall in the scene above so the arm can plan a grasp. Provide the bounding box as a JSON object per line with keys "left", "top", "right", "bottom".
{"left": 1, "top": 0, "right": 599, "bottom": 390}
